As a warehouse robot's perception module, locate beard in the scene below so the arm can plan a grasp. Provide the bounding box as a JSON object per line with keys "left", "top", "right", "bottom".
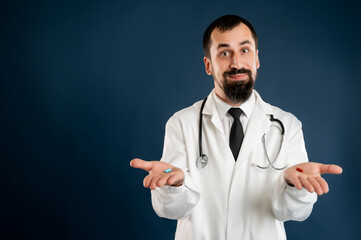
{"left": 217, "top": 68, "right": 255, "bottom": 104}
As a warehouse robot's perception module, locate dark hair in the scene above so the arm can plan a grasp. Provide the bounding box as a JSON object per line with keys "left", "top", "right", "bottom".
{"left": 203, "top": 15, "right": 258, "bottom": 58}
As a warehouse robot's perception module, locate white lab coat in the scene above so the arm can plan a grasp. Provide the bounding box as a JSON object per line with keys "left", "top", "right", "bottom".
{"left": 151, "top": 90, "right": 317, "bottom": 240}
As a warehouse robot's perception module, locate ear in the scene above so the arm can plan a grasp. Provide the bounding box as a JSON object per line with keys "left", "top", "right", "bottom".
{"left": 256, "top": 50, "right": 260, "bottom": 69}
{"left": 204, "top": 57, "right": 212, "bottom": 75}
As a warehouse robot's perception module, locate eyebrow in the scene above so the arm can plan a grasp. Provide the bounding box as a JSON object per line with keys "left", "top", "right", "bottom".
{"left": 217, "top": 40, "right": 251, "bottom": 49}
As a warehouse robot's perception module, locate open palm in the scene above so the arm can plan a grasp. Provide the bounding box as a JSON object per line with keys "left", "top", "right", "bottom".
{"left": 130, "top": 158, "right": 185, "bottom": 190}
{"left": 284, "top": 162, "right": 342, "bottom": 195}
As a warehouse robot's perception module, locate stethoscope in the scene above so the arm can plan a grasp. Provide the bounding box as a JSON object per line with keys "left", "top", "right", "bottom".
{"left": 196, "top": 97, "right": 287, "bottom": 170}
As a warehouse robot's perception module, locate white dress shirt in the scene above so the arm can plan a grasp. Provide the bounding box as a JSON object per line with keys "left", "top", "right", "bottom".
{"left": 212, "top": 90, "right": 255, "bottom": 144}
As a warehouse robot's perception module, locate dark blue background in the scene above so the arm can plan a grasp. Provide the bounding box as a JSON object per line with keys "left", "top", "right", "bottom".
{"left": 1, "top": 0, "right": 360, "bottom": 239}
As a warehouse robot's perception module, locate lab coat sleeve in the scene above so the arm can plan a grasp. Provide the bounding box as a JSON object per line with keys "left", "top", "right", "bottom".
{"left": 271, "top": 119, "right": 317, "bottom": 222}
{"left": 151, "top": 113, "right": 201, "bottom": 220}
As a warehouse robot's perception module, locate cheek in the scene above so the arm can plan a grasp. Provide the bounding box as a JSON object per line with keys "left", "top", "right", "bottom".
{"left": 245, "top": 58, "right": 258, "bottom": 71}
{"left": 214, "top": 61, "right": 229, "bottom": 74}
{"left": 252, "top": 55, "right": 259, "bottom": 69}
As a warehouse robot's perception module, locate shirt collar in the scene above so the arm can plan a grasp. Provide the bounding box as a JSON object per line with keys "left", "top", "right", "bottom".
{"left": 212, "top": 89, "right": 255, "bottom": 120}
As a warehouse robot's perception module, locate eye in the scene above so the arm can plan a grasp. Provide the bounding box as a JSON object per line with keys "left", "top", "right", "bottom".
{"left": 242, "top": 48, "right": 249, "bottom": 54}
{"left": 220, "top": 51, "right": 230, "bottom": 57}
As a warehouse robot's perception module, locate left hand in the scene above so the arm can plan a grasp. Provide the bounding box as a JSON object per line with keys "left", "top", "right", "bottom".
{"left": 284, "top": 162, "right": 343, "bottom": 195}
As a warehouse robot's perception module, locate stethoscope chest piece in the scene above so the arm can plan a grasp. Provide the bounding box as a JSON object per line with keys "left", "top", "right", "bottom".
{"left": 196, "top": 154, "right": 208, "bottom": 168}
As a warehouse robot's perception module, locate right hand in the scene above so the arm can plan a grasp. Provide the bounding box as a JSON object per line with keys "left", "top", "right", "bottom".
{"left": 130, "top": 158, "right": 185, "bottom": 190}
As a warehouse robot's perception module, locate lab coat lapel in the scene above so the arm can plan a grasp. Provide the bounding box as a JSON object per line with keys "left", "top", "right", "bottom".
{"left": 202, "top": 91, "right": 224, "bottom": 136}
{"left": 202, "top": 91, "right": 243, "bottom": 166}
{"left": 236, "top": 91, "right": 272, "bottom": 164}
{"left": 202, "top": 90, "right": 274, "bottom": 165}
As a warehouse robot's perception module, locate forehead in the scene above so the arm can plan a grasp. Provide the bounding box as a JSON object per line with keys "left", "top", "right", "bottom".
{"left": 210, "top": 23, "right": 255, "bottom": 48}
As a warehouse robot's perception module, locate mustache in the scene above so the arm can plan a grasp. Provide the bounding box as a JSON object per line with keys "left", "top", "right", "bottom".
{"left": 224, "top": 68, "right": 252, "bottom": 77}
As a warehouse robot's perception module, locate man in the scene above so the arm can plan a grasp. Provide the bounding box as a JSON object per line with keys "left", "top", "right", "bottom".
{"left": 130, "top": 15, "right": 342, "bottom": 239}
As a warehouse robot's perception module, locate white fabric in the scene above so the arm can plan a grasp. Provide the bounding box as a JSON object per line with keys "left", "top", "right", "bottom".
{"left": 213, "top": 90, "right": 255, "bottom": 142}
{"left": 151, "top": 89, "right": 317, "bottom": 240}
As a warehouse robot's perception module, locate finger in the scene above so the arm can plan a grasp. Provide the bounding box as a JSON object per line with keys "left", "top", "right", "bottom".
{"left": 319, "top": 164, "right": 343, "bottom": 175}
{"left": 168, "top": 173, "right": 184, "bottom": 187}
{"left": 287, "top": 176, "right": 302, "bottom": 190}
{"left": 300, "top": 176, "right": 314, "bottom": 193}
{"left": 150, "top": 176, "right": 161, "bottom": 190}
{"left": 156, "top": 173, "right": 172, "bottom": 187}
{"left": 130, "top": 158, "right": 153, "bottom": 172}
{"left": 316, "top": 176, "right": 329, "bottom": 194}
{"left": 143, "top": 175, "right": 152, "bottom": 188}
{"left": 308, "top": 177, "right": 323, "bottom": 195}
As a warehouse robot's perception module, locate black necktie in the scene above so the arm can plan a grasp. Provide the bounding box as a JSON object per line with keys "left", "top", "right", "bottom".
{"left": 228, "top": 108, "right": 244, "bottom": 160}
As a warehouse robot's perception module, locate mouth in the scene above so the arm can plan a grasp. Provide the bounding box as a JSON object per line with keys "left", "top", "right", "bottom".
{"left": 227, "top": 73, "right": 249, "bottom": 81}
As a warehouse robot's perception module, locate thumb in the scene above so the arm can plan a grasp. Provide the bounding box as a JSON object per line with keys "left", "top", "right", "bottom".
{"left": 130, "top": 158, "right": 153, "bottom": 172}
{"left": 319, "top": 164, "right": 343, "bottom": 175}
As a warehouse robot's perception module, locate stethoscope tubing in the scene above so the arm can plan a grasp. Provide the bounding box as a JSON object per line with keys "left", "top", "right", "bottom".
{"left": 198, "top": 97, "right": 208, "bottom": 158}
{"left": 197, "top": 97, "right": 286, "bottom": 170}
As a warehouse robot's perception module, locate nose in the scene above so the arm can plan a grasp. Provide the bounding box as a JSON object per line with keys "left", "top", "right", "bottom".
{"left": 230, "top": 53, "right": 243, "bottom": 69}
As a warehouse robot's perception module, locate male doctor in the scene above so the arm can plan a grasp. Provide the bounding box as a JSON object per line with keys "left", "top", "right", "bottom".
{"left": 130, "top": 15, "right": 342, "bottom": 239}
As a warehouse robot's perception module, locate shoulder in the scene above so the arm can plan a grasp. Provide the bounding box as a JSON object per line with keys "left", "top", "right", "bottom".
{"left": 271, "top": 104, "right": 300, "bottom": 123}
{"left": 256, "top": 91, "right": 302, "bottom": 129}
{"left": 166, "top": 99, "right": 204, "bottom": 126}
{"left": 272, "top": 105, "right": 302, "bottom": 132}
